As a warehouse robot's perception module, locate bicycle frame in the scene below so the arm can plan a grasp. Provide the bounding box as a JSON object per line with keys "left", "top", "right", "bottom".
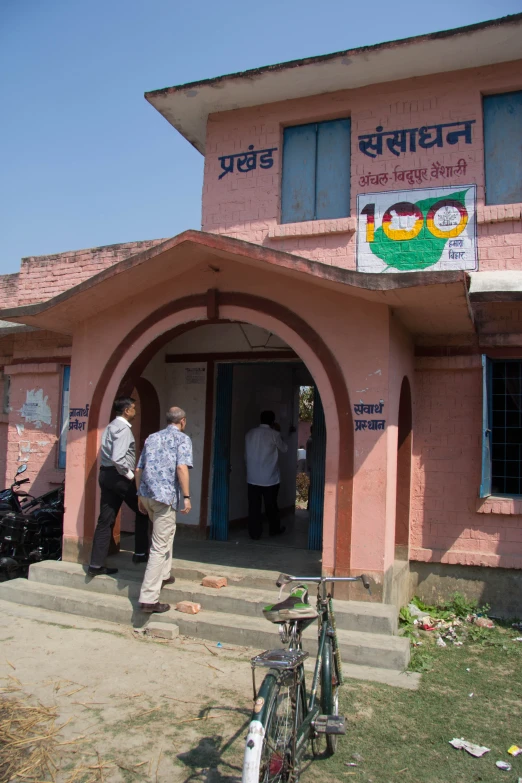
{"left": 244, "top": 573, "right": 370, "bottom": 782}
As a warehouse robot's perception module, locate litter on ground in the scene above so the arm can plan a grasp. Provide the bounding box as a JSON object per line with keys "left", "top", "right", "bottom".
{"left": 449, "top": 738, "right": 490, "bottom": 757}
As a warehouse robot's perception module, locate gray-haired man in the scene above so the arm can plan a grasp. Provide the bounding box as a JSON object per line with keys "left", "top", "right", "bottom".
{"left": 135, "top": 407, "right": 193, "bottom": 613}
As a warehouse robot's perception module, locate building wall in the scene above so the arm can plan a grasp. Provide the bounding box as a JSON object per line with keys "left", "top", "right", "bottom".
{"left": 61, "top": 258, "right": 393, "bottom": 580}
{"left": 0, "top": 330, "right": 71, "bottom": 496}
{"left": 3, "top": 240, "right": 166, "bottom": 309}
{"left": 411, "top": 357, "right": 522, "bottom": 570}
{"left": 202, "top": 60, "right": 522, "bottom": 273}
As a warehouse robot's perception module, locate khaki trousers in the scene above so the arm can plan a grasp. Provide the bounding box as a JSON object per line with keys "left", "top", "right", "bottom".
{"left": 138, "top": 497, "right": 176, "bottom": 605}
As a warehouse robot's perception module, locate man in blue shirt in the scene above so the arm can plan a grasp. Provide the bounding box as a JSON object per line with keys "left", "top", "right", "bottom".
{"left": 135, "top": 406, "right": 193, "bottom": 613}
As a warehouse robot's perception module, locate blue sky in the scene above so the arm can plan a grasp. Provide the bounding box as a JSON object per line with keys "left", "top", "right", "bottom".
{"left": 1, "top": 0, "right": 521, "bottom": 274}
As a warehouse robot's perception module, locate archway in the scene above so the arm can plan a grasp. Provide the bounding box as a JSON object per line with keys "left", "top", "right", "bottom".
{"left": 83, "top": 292, "right": 354, "bottom": 575}
{"left": 395, "top": 375, "right": 412, "bottom": 560}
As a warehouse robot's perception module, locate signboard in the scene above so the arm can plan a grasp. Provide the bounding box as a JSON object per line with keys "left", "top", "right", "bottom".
{"left": 356, "top": 185, "right": 477, "bottom": 273}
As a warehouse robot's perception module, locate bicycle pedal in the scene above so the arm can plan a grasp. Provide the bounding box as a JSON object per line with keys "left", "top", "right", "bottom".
{"left": 313, "top": 715, "right": 346, "bottom": 735}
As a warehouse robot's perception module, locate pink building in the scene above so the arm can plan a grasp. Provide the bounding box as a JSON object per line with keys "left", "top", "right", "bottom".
{"left": 1, "top": 15, "right": 522, "bottom": 613}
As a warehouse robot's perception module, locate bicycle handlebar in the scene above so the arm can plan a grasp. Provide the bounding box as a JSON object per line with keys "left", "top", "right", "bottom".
{"left": 276, "top": 572, "right": 371, "bottom": 591}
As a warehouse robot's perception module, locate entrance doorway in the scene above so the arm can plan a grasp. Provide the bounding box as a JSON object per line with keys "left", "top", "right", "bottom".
{"left": 115, "top": 321, "right": 327, "bottom": 561}
{"left": 210, "top": 360, "right": 325, "bottom": 550}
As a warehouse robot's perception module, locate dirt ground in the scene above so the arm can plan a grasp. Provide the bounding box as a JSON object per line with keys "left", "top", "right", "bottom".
{"left": 0, "top": 599, "right": 264, "bottom": 783}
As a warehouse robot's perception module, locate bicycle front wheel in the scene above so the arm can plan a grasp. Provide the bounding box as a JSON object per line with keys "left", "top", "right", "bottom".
{"left": 312, "top": 637, "right": 340, "bottom": 757}
{"left": 242, "top": 670, "right": 304, "bottom": 783}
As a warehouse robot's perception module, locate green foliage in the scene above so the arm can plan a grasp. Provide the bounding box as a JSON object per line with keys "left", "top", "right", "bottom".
{"left": 299, "top": 386, "right": 314, "bottom": 422}
{"left": 295, "top": 472, "right": 309, "bottom": 504}
{"left": 408, "top": 647, "right": 434, "bottom": 673}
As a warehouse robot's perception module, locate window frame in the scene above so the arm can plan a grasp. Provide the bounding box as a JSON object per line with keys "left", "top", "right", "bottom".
{"left": 483, "top": 89, "right": 522, "bottom": 207}
{"left": 58, "top": 365, "right": 71, "bottom": 470}
{"left": 280, "top": 117, "right": 351, "bottom": 224}
{"left": 481, "top": 355, "right": 522, "bottom": 498}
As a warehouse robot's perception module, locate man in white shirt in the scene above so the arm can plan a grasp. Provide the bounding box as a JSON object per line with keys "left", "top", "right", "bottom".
{"left": 244, "top": 410, "right": 288, "bottom": 540}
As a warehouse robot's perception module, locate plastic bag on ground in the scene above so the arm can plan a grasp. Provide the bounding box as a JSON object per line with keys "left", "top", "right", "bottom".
{"left": 449, "top": 738, "right": 490, "bottom": 757}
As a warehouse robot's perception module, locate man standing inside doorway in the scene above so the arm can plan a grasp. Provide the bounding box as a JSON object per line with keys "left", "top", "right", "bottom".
{"left": 136, "top": 406, "right": 193, "bottom": 614}
{"left": 245, "top": 410, "right": 288, "bottom": 540}
{"left": 88, "top": 397, "right": 149, "bottom": 577}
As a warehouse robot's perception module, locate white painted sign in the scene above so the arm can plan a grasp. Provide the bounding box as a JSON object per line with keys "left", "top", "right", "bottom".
{"left": 357, "top": 184, "right": 477, "bottom": 273}
{"left": 185, "top": 367, "right": 206, "bottom": 385}
{"left": 18, "top": 389, "right": 52, "bottom": 428}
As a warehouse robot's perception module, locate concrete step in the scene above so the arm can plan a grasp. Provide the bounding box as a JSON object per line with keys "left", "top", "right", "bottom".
{"left": 0, "top": 577, "right": 410, "bottom": 671}
{"left": 108, "top": 549, "right": 312, "bottom": 593}
{"left": 28, "top": 560, "right": 398, "bottom": 636}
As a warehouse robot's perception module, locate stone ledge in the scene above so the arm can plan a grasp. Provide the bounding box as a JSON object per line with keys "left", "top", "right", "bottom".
{"left": 477, "top": 203, "right": 522, "bottom": 224}
{"left": 4, "top": 362, "right": 62, "bottom": 375}
{"left": 476, "top": 496, "right": 522, "bottom": 515}
{"left": 268, "top": 216, "right": 356, "bottom": 239}
{"left": 414, "top": 356, "right": 482, "bottom": 370}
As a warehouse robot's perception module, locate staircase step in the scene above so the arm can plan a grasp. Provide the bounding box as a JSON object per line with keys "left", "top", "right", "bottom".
{"left": 0, "top": 577, "right": 409, "bottom": 671}
{"left": 29, "top": 560, "right": 397, "bottom": 636}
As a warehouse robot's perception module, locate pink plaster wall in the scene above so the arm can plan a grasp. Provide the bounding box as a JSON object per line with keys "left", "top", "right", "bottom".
{"left": 4, "top": 364, "right": 65, "bottom": 495}
{"left": 202, "top": 61, "right": 522, "bottom": 272}
{"left": 410, "top": 364, "right": 522, "bottom": 569}
{"left": 0, "top": 331, "right": 71, "bottom": 493}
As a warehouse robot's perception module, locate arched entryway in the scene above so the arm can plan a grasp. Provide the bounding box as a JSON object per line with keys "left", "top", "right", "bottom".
{"left": 81, "top": 291, "right": 354, "bottom": 576}
{"left": 395, "top": 375, "right": 412, "bottom": 560}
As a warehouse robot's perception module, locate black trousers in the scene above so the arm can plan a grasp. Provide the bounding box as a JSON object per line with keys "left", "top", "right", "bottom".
{"left": 247, "top": 483, "right": 281, "bottom": 540}
{"left": 90, "top": 467, "right": 149, "bottom": 567}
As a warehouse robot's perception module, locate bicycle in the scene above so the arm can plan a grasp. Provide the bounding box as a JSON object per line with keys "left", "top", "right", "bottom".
{"left": 242, "top": 572, "right": 371, "bottom": 783}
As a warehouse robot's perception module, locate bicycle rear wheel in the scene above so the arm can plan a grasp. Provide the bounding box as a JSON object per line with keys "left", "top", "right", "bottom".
{"left": 243, "top": 670, "right": 304, "bottom": 783}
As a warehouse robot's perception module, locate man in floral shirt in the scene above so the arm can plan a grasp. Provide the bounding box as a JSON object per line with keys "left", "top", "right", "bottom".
{"left": 135, "top": 406, "right": 193, "bottom": 613}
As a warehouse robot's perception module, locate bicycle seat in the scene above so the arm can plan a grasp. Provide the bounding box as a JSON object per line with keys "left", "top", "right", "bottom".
{"left": 263, "top": 584, "right": 318, "bottom": 623}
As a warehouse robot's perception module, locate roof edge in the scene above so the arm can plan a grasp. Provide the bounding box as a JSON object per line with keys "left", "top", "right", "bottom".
{"left": 145, "top": 13, "right": 522, "bottom": 100}
{"left": 0, "top": 231, "right": 470, "bottom": 327}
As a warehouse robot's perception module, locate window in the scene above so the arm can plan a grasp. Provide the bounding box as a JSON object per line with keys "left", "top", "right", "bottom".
{"left": 1, "top": 373, "right": 10, "bottom": 414}
{"left": 58, "top": 366, "right": 71, "bottom": 469}
{"left": 281, "top": 118, "right": 351, "bottom": 223}
{"left": 483, "top": 90, "right": 522, "bottom": 206}
{"left": 481, "top": 357, "right": 522, "bottom": 497}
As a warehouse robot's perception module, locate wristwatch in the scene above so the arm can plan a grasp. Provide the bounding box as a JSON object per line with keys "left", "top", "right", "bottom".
{"left": 184, "top": 495, "right": 191, "bottom": 499}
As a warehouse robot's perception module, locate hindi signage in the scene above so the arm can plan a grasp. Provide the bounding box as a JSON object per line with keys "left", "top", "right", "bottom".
{"left": 356, "top": 185, "right": 477, "bottom": 273}
{"left": 218, "top": 145, "right": 277, "bottom": 179}
{"left": 358, "top": 120, "right": 475, "bottom": 159}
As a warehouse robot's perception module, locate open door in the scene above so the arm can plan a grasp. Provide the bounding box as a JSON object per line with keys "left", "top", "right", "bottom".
{"left": 308, "top": 386, "right": 326, "bottom": 550}
{"left": 210, "top": 364, "right": 233, "bottom": 540}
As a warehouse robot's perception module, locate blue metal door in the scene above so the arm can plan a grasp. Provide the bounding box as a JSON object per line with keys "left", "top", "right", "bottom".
{"left": 308, "top": 386, "right": 326, "bottom": 551}
{"left": 210, "top": 364, "right": 233, "bottom": 540}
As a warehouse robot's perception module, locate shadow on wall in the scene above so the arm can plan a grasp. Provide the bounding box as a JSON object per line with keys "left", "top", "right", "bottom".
{"left": 411, "top": 365, "right": 522, "bottom": 617}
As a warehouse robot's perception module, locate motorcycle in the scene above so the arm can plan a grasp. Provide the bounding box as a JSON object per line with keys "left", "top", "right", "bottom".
{"left": 0, "top": 466, "right": 65, "bottom": 580}
{"left": 0, "top": 464, "right": 34, "bottom": 518}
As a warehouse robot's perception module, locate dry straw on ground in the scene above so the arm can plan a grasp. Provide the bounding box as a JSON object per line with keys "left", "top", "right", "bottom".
{"left": 0, "top": 693, "right": 95, "bottom": 783}
{"left": 0, "top": 693, "right": 61, "bottom": 782}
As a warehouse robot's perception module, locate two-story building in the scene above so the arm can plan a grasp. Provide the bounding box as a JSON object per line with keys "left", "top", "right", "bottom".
{"left": 1, "top": 14, "right": 521, "bottom": 611}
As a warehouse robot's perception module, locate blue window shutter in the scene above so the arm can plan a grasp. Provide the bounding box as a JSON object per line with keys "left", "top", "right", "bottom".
{"left": 315, "top": 118, "right": 351, "bottom": 219}
{"left": 281, "top": 123, "right": 317, "bottom": 223}
{"left": 484, "top": 91, "right": 522, "bottom": 205}
{"left": 480, "top": 355, "right": 492, "bottom": 498}
{"left": 58, "top": 365, "right": 71, "bottom": 469}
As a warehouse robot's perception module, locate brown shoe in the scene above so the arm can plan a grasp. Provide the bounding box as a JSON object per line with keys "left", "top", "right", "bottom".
{"left": 139, "top": 602, "right": 171, "bottom": 613}
{"left": 162, "top": 577, "right": 175, "bottom": 587}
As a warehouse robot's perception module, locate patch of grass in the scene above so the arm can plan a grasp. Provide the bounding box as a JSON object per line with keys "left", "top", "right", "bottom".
{"left": 311, "top": 640, "right": 522, "bottom": 783}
